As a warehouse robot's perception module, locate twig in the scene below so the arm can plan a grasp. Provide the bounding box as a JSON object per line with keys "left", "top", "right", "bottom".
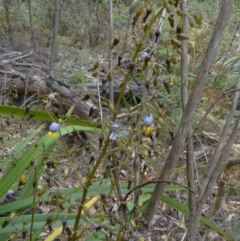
{"left": 181, "top": 1, "right": 196, "bottom": 232}
{"left": 8, "top": 62, "right": 42, "bottom": 68}
{"left": 121, "top": 0, "right": 140, "bottom": 56}
{"left": 1, "top": 51, "right": 33, "bottom": 64}
{"left": 194, "top": 135, "right": 209, "bottom": 164}
{"left": 183, "top": 88, "right": 240, "bottom": 152}
{"left": 124, "top": 179, "right": 196, "bottom": 202}
{"left": 71, "top": 137, "right": 111, "bottom": 241}
{"left": 0, "top": 69, "right": 26, "bottom": 79}
{"left": 210, "top": 158, "right": 240, "bottom": 217}
{"left": 3, "top": 0, "right": 12, "bottom": 43}
{"left": 108, "top": 0, "right": 114, "bottom": 103}
{"left": 49, "top": 0, "right": 60, "bottom": 73}
{"left": 144, "top": 1, "right": 234, "bottom": 228}
{"left": 71, "top": 6, "right": 166, "bottom": 240}
{"left": 24, "top": 73, "right": 30, "bottom": 106}
{"left": 0, "top": 74, "right": 7, "bottom": 104}
{"left": 222, "top": 21, "right": 240, "bottom": 65}
{"left": 30, "top": 167, "right": 38, "bottom": 241}
{"left": 27, "top": 0, "right": 36, "bottom": 51}
{"left": 96, "top": 77, "right": 103, "bottom": 123}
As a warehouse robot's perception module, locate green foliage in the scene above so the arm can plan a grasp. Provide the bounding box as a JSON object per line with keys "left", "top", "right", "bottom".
{"left": 1, "top": 0, "right": 240, "bottom": 240}
{"left": 0, "top": 104, "right": 232, "bottom": 240}
{"left": 0, "top": 105, "right": 101, "bottom": 240}
{"left": 0, "top": 105, "right": 94, "bottom": 127}
{"left": 0, "top": 178, "right": 232, "bottom": 240}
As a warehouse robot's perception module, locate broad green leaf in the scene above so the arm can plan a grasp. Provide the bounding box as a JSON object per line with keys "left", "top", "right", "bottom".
{"left": 0, "top": 105, "right": 93, "bottom": 127}
{"left": 0, "top": 125, "right": 100, "bottom": 198}
{"left": 0, "top": 175, "right": 231, "bottom": 240}
{"left": 25, "top": 229, "right": 42, "bottom": 241}
{"left": 0, "top": 136, "right": 51, "bottom": 198}
{"left": 0, "top": 213, "right": 87, "bottom": 233}
{"left": 122, "top": 95, "right": 131, "bottom": 111}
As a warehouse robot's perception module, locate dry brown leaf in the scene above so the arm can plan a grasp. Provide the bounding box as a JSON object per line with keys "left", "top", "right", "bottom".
{"left": 202, "top": 87, "right": 230, "bottom": 114}
{"left": 202, "top": 131, "right": 220, "bottom": 142}
{"left": 221, "top": 199, "right": 236, "bottom": 212}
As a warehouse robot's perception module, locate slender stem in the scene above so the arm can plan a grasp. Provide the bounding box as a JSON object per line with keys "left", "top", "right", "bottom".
{"left": 113, "top": 6, "right": 165, "bottom": 121}
{"left": 30, "top": 167, "right": 37, "bottom": 241}
{"left": 183, "top": 88, "right": 240, "bottom": 151}
{"left": 49, "top": 0, "right": 60, "bottom": 73}
{"left": 27, "top": 0, "right": 36, "bottom": 51}
{"left": 124, "top": 179, "right": 196, "bottom": 202}
{"left": 71, "top": 6, "right": 166, "bottom": 240}
{"left": 108, "top": 0, "right": 114, "bottom": 103}
{"left": 71, "top": 138, "right": 110, "bottom": 240}
{"left": 211, "top": 158, "right": 240, "bottom": 217}
{"left": 144, "top": 0, "right": 234, "bottom": 225}
{"left": 108, "top": 0, "right": 124, "bottom": 217}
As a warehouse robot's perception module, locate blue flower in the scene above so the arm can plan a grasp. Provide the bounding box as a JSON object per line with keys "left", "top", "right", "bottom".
{"left": 46, "top": 93, "right": 59, "bottom": 108}
{"left": 47, "top": 122, "right": 60, "bottom": 138}
{"left": 46, "top": 93, "right": 55, "bottom": 108}
{"left": 109, "top": 131, "right": 117, "bottom": 140}
{"left": 139, "top": 51, "right": 149, "bottom": 62}
{"left": 139, "top": 52, "right": 151, "bottom": 67}
{"left": 120, "top": 130, "right": 129, "bottom": 136}
{"left": 49, "top": 122, "right": 60, "bottom": 132}
{"left": 109, "top": 122, "right": 129, "bottom": 141}
{"left": 133, "top": 231, "right": 142, "bottom": 238}
{"left": 143, "top": 114, "right": 154, "bottom": 126}
{"left": 142, "top": 114, "right": 154, "bottom": 137}
{"left": 110, "top": 121, "right": 119, "bottom": 131}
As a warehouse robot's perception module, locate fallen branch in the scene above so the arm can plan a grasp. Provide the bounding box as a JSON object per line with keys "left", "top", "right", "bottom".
{"left": 1, "top": 51, "right": 33, "bottom": 64}
{"left": 123, "top": 179, "right": 196, "bottom": 202}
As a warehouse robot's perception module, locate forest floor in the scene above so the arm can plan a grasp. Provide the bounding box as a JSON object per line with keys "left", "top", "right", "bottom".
{"left": 1, "top": 38, "right": 240, "bottom": 240}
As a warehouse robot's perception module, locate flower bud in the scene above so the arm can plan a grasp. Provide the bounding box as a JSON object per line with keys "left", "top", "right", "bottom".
{"left": 110, "top": 121, "right": 119, "bottom": 131}
{"left": 49, "top": 122, "right": 60, "bottom": 132}
{"left": 109, "top": 132, "right": 117, "bottom": 141}
{"left": 143, "top": 114, "right": 154, "bottom": 126}
{"left": 139, "top": 51, "right": 149, "bottom": 62}
{"left": 120, "top": 130, "right": 129, "bottom": 136}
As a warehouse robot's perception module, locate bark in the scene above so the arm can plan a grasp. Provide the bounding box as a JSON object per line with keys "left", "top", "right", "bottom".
{"left": 143, "top": 0, "right": 234, "bottom": 229}
{"left": 49, "top": 0, "right": 60, "bottom": 73}
{"left": 27, "top": 0, "right": 36, "bottom": 51}
{"left": 185, "top": 1, "right": 235, "bottom": 239}
{"left": 3, "top": 0, "right": 12, "bottom": 43}
{"left": 180, "top": 0, "right": 189, "bottom": 110}
{"left": 211, "top": 158, "right": 240, "bottom": 217}
{"left": 0, "top": 73, "right": 95, "bottom": 120}
{"left": 121, "top": 0, "right": 141, "bottom": 56}
{"left": 180, "top": 1, "right": 198, "bottom": 239}
{"left": 108, "top": 0, "right": 114, "bottom": 103}
{"left": 88, "top": 0, "right": 93, "bottom": 46}
{"left": 186, "top": 72, "right": 240, "bottom": 240}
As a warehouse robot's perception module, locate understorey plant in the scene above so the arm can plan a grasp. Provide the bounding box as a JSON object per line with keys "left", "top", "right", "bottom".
{"left": 0, "top": 0, "right": 240, "bottom": 241}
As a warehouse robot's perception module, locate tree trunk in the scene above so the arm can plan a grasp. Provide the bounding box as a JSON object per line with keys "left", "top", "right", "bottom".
{"left": 185, "top": 1, "right": 234, "bottom": 239}
{"left": 27, "top": 0, "right": 36, "bottom": 51}
{"left": 143, "top": 0, "right": 234, "bottom": 232}
{"left": 3, "top": 0, "right": 13, "bottom": 43}
{"left": 49, "top": 0, "right": 60, "bottom": 73}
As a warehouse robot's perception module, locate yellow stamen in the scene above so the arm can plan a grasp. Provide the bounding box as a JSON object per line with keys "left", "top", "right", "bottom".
{"left": 142, "top": 125, "right": 153, "bottom": 137}
{"left": 47, "top": 131, "right": 57, "bottom": 138}
{"left": 141, "top": 61, "right": 151, "bottom": 67}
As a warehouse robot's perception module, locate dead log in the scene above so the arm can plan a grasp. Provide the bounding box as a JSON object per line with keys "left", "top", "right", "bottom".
{"left": 0, "top": 71, "right": 98, "bottom": 120}
{"left": 0, "top": 50, "right": 145, "bottom": 121}
{"left": 0, "top": 70, "right": 143, "bottom": 120}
